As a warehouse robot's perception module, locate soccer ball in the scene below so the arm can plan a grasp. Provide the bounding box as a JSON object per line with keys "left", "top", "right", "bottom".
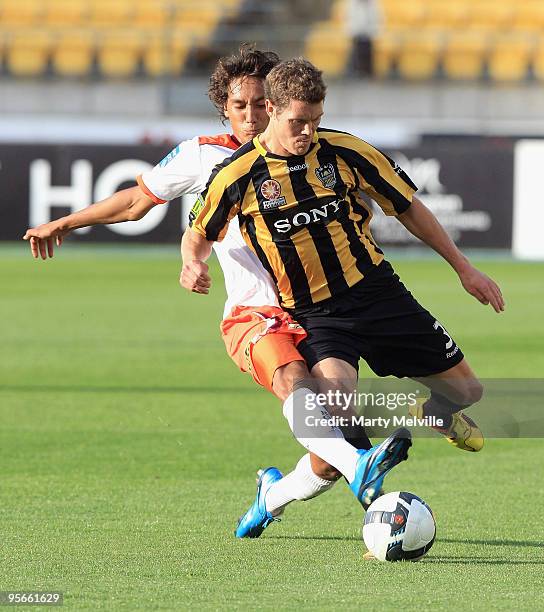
{"left": 362, "top": 492, "right": 436, "bottom": 562}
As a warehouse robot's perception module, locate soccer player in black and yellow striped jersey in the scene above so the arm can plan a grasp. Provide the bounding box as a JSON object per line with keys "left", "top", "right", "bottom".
{"left": 187, "top": 58, "right": 505, "bottom": 461}
{"left": 195, "top": 122, "right": 415, "bottom": 310}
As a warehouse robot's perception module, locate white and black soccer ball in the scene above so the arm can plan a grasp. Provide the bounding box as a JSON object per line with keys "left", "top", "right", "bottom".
{"left": 362, "top": 491, "right": 436, "bottom": 562}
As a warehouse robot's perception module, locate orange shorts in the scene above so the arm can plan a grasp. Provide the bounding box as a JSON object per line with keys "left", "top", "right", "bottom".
{"left": 220, "top": 305, "right": 307, "bottom": 392}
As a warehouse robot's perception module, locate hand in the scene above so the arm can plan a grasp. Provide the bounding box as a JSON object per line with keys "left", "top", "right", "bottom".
{"left": 180, "top": 260, "right": 211, "bottom": 294}
{"left": 23, "top": 222, "right": 71, "bottom": 260}
{"left": 458, "top": 264, "right": 505, "bottom": 313}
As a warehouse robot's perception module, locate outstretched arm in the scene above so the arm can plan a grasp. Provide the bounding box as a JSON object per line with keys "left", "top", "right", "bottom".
{"left": 22, "top": 186, "right": 155, "bottom": 259}
{"left": 397, "top": 196, "right": 505, "bottom": 312}
{"left": 180, "top": 228, "right": 213, "bottom": 294}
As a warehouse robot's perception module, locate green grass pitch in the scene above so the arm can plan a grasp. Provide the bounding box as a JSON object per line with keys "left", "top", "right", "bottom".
{"left": 1, "top": 243, "right": 543, "bottom": 610}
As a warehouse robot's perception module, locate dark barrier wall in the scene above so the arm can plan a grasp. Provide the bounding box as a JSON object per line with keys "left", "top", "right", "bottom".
{"left": 0, "top": 139, "right": 514, "bottom": 248}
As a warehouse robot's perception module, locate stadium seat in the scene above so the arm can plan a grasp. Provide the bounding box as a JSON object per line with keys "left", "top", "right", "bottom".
{"left": 52, "top": 30, "right": 94, "bottom": 77}
{"left": 141, "top": 33, "right": 190, "bottom": 76}
{"left": 488, "top": 36, "right": 532, "bottom": 82}
{"left": 372, "top": 33, "right": 398, "bottom": 78}
{"left": 443, "top": 32, "right": 488, "bottom": 80}
{"left": 303, "top": 0, "right": 352, "bottom": 77}
{"left": 89, "top": 0, "right": 133, "bottom": 29}
{"left": 396, "top": 34, "right": 442, "bottom": 80}
{"left": 6, "top": 29, "right": 52, "bottom": 76}
{"left": 96, "top": 30, "right": 142, "bottom": 77}
{"left": 44, "top": 0, "right": 88, "bottom": 28}
{"left": 133, "top": 0, "right": 170, "bottom": 30}
{"left": 512, "top": 2, "right": 544, "bottom": 33}
{"left": 424, "top": 1, "right": 468, "bottom": 30}
{"left": 466, "top": 2, "right": 515, "bottom": 32}
{"left": 0, "top": 0, "right": 41, "bottom": 26}
{"left": 380, "top": 0, "right": 426, "bottom": 32}
{"left": 305, "top": 23, "right": 353, "bottom": 77}
{"left": 174, "top": 5, "right": 220, "bottom": 44}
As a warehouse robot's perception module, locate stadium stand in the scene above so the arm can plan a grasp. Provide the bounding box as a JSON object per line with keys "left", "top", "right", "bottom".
{"left": 0, "top": 0, "right": 245, "bottom": 77}
{"left": 374, "top": 0, "right": 544, "bottom": 82}
{"left": 0, "top": 0, "right": 543, "bottom": 81}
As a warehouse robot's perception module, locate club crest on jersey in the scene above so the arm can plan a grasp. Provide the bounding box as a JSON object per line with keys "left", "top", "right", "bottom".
{"left": 260, "top": 179, "right": 286, "bottom": 210}
{"left": 315, "top": 163, "right": 336, "bottom": 189}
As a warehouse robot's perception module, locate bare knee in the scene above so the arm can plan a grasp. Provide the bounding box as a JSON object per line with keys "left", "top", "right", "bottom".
{"left": 271, "top": 360, "right": 310, "bottom": 402}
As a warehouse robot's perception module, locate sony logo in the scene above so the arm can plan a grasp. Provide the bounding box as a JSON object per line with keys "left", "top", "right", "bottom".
{"left": 273, "top": 199, "right": 343, "bottom": 233}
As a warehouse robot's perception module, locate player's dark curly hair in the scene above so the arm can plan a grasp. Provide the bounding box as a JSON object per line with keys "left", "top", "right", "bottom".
{"left": 208, "top": 43, "right": 280, "bottom": 123}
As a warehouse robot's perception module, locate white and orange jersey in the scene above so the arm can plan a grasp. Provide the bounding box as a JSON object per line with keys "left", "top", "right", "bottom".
{"left": 137, "top": 133, "right": 280, "bottom": 318}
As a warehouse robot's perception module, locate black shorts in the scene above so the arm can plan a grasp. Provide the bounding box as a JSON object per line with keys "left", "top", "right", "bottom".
{"left": 290, "top": 260, "right": 464, "bottom": 378}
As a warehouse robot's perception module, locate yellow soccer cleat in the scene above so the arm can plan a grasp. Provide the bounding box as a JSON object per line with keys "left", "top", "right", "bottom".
{"left": 409, "top": 399, "right": 484, "bottom": 452}
{"left": 446, "top": 412, "right": 484, "bottom": 452}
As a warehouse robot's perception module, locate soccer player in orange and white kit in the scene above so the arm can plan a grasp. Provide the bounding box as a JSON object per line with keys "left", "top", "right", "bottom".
{"left": 23, "top": 46, "right": 409, "bottom": 540}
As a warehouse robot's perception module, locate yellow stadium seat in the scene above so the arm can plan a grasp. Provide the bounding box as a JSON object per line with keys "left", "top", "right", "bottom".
{"left": 44, "top": 0, "right": 87, "bottom": 28}
{"left": 425, "top": 1, "right": 468, "bottom": 30}
{"left": 97, "top": 30, "right": 142, "bottom": 77}
{"left": 512, "top": 2, "right": 544, "bottom": 32}
{"left": 466, "top": 2, "right": 515, "bottom": 32}
{"left": 6, "top": 29, "right": 51, "bottom": 76}
{"left": 533, "top": 41, "right": 544, "bottom": 81}
{"left": 488, "top": 36, "right": 532, "bottom": 82}
{"left": 305, "top": 23, "right": 353, "bottom": 77}
{"left": 174, "top": 5, "right": 220, "bottom": 43}
{"left": 133, "top": 0, "right": 170, "bottom": 30}
{"left": 443, "top": 32, "right": 488, "bottom": 80}
{"left": 89, "top": 0, "right": 133, "bottom": 29}
{"left": 372, "top": 33, "right": 399, "bottom": 78}
{"left": 142, "top": 32, "right": 191, "bottom": 76}
{"left": 396, "top": 34, "right": 441, "bottom": 80}
{"left": 52, "top": 30, "right": 94, "bottom": 77}
{"left": 0, "top": 0, "right": 41, "bottom": 26}
{"left": 380, "top": 0, "right": 426, "bottom": 32}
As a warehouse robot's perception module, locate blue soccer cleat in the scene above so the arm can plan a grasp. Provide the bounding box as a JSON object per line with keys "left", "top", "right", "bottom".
{"left": 235, "top": 467, "right": 284, "bottom": 538}
{"left": 350, "top": 427, "right": 412, "bottom": 509}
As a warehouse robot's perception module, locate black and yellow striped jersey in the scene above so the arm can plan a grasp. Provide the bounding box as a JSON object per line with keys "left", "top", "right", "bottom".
{"left": 191, "top": 127, "right": 417, "bottom": 310}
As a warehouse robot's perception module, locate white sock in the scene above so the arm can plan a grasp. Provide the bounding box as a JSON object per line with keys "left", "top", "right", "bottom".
{"left": 265, "top": 453, "right": 337, "bottom": 515}
{"left": 282, "top": 387, "right": 360, "bottom": 483}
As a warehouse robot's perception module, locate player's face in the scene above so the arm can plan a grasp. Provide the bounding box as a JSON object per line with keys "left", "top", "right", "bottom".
{"left": 268, "top": 99, "right": 324, "bottom": 156}
{"left": 224, "top": 76, "right": 269, "bottom": 144}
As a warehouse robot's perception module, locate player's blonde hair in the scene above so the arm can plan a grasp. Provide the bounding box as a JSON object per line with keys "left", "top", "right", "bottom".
{"left": 264, "top": 59, "right": 327, "bottom": 112}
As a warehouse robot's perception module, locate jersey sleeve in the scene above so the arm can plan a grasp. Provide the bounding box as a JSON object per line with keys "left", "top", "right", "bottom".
{"left": 189, "top": 167, "right": 241, "bottom": 242}
{"left": 331, "top": 131, "right": 417, "bottom": 216}
{"left": 137, "top": 136, "right": 205, "bottom": 204}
